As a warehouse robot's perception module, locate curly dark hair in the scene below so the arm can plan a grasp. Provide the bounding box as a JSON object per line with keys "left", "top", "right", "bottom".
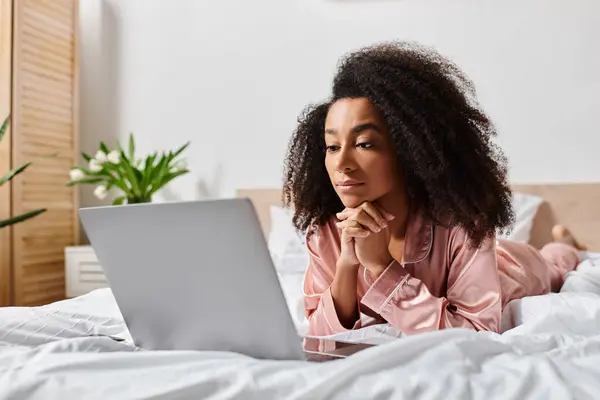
{"left": 283, "top": 41, "right": 514, "bottom": 247}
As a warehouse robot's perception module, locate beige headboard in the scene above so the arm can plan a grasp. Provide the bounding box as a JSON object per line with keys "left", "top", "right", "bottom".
{"left": 237, "top": 183, "right": 600, "bottom": 251}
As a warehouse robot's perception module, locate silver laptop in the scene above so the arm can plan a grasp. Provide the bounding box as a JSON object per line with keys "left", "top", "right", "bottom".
{"left": 78, "top": 198, "right": 373, "bottom": 361}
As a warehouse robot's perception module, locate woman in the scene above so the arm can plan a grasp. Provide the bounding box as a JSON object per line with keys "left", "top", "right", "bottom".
{"left": 282, "top": 41, "right": 584, "bottom": 336}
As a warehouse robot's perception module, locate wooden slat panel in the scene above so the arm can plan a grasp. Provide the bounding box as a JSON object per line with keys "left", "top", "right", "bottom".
{"left": 22, "top": 184, "right": 73, "bottom": 197}
{"left": 0, "top": 0, "right": 13, "bottom": 306}
{"left": 36, "top": 2, "right": 74, "bottom": 24}
{"left": 23, "top": 6, "right": 74, "bottom": 39}
{"left": 23, "top": 279, "right": 65, "bottom": 295}
{"left": 21, "top": 171, "right": 73, "bottom": 186}
{"left": 22, "top": 106, "right": 72, "bottom": 125}
{"left": 22, "top": 136, "right": 73, "bottom": 152}
{"left": 21, "top": 259, "right": 66, "bottom": 278}
{"left": 27, "top": 167, "right": 77, "bottom": 182}
{"left": 22, "top": 29, "right": 72, "bottom": 59}
{"left": 23, "top": 84, "right": 73, "bottom": 109}
{"left": 24, "top": 164, "right": 75, "bottom": 177}
{"left": 21, "top": 123, "right": 74, "bottom": 143}
{"left": 22, "top": 71, "right": 73, "bottom": 102}
{"left": 23, "top": 248, "right": 69, "bottom": 265}
{"left": 22, "top": 94, "right": 73, "bottom": 118}
{"left": 25, "top": 7, "right": 73, "bottom": 36}
{"left": 23, "top": 248, "right": 67, "bottom": 265}
{"left": 12, "top": 0, "right": 79, "bottom": 306}
{"left": 22, "top": 57, "right": 71, "bottom": 85}
{"left": 22, "top": 40, "right": 72, "bottom": 72}
{"left": 18, "top": 201, "right": 73, "bottom": 211}
{"left": 22, "top": 142, "right": 74, "bottom": 155}
{"left": 22, "top": 140, "right": 73, "bottom": 155}
{"left": 22, "top": 19, "right": 72, "bottom": 48}
{"left": 22, "top": 269, "right": 64, "bottom": 284}
{"left": 22, "top": 279, "right": 65, "bottom": 306}
{"left": 23, "top": 231, "right": 76, "bottom": 247}
{"left": 19, "top": 224, "right": 74, "bottom": 238}
{"left": 22, "top": 187, "right": 73, "bottom": 202}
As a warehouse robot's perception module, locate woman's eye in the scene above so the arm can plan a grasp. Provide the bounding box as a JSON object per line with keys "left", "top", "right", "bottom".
{"left": 326, "top": 145, "right": 339, "bottom": 152}
{"left": 357, "top": 142, "right": 373, "bottom": 149}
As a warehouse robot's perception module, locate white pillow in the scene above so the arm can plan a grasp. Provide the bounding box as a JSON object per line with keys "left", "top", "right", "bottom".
{"left": 267, "top": 206, "right": 310, "bottom": 333}
{"left": 268, "top": 206, "right": 309, "bottom": 275}
{"left": 276, "top": 272, "right": 309, "bottom": 336}
{"left": 497, "top": 192, "right": 544, "bottom": 243}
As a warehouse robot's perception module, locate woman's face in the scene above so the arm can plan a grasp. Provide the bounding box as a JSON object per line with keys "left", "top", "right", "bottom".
{"left": 324, "top": 97, "right": 402, "bottom": 208}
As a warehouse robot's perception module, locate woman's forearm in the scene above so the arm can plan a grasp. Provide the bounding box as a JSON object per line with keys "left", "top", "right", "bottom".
{"left": 330, "top": 263, "right": 360, "bottom": 329}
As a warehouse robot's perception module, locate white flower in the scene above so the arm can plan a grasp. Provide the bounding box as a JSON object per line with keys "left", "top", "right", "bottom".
{"left": 89, "top": 159, "right": 103, "bottom": 172}
{"left": 95, "top": 150, "right": 107, "bottom": 162}
{"left": 107, "top": 150, "right": 120, "bottom": 164}
{"left": 69, "top": 168, "right": 85, "bottom": 181}
{"left": 175, "top": 159, "right": 187, "bottom": 171}
{"left": 93, "top": 185, "right": 108, "bottom": 200}
{"left": 133, "top": 158, "right": 143, "bottom": 169}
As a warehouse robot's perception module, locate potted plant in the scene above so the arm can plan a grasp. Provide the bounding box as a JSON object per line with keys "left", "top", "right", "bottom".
{"left": 0, "top": 115, "right": 46, "bottom": 227}
{"left": 67, "top": 134, "right": 190, "bottom": 205}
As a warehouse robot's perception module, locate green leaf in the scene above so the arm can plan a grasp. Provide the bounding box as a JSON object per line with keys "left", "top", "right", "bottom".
{"left": 71, "top": 165, "right": 132, "bottom": 197}
{"left": 133, "top": 168, "right": 143, "bottom": 187}
{"left": 65, "top": 177, "right": 105, "bottom": 187}
{"left": 151, "top": 153, "right": 170, "bottom": 190}
{"left": 0, "top": 161, "right": 32, "bottom": 186}
{"left": 112, "top": 196, "right": 126, "bottom": 205}
{"left": 0, "top": 115, "right": 9, "bottom": 142}
{"left": 128, "top": 133, "right": 135, "bottom": 162}
{"left": 99, "top": 142, "right": 110, "bottom": 154}
{"left": 144, "top": 153, "right": 164, "bottom": 188}
{"left": 140, "top": 153, "right": 157, "bottom": 195}
{"left": 81, "top": 152, "right": 92, "bottom": 162}
{"left": 149, "top": 169, "right": 189, "bottom": 196}
{"left": 0, "top": 208, "right": 46, "bottom": 228}
{"left": 119, "top": 150, "right": 142, "bottom": 196}
{"left": 109, "top": 178, "right": 131, "bottom": 196}
{"left": 98, "top": 162, "right": 134, "bottom": 197}
{"left": 170, "top": 142, "right": 190, "bottom": 160}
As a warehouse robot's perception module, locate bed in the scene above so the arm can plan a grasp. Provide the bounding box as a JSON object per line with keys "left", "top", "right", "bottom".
{"left": 1, "top": 184, "right": 600, "bottom": 399}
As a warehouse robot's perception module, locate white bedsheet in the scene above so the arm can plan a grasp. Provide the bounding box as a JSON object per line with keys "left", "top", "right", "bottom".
{"left": 1, "top": 253, "right": 600, "bottom": 400}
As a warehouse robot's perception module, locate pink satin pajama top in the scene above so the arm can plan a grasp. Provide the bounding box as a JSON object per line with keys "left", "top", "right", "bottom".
{"left": 303, "top": 208, "right": 580, "bottom": 336}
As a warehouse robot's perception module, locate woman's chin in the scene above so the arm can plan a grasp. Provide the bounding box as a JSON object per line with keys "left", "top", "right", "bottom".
{"left": 338, "top": 193, "right": 368, "bottom": 209}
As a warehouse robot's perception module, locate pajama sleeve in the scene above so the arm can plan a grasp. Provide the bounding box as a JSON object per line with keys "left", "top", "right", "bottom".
{"left": 303, "top": 228, "right": 362, "bottom": 336}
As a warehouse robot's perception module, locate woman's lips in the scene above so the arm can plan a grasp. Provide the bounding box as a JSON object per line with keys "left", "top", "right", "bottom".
{"left": 336, "top": 181, "right": 365, "bottom": 192}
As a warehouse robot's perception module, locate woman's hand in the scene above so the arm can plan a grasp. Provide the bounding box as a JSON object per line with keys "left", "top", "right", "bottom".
{"left": 336, "top": 202, "right": 395, "bottom": 278}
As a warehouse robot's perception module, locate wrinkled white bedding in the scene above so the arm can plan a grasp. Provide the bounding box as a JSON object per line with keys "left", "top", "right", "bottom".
{"left": 1, "top": 253, "right": 600, "bottom": 400}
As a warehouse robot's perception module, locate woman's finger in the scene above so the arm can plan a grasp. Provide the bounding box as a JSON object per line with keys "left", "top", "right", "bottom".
{"left": 337, "top": 219, "right": 370, "bottom": 237}
{"left": 335, "top": 219, "right": 351, "bottom": 229}
{"left": 343, "top": 226, "right": 370, "bottom": 239}
{"left": 360, "top": 202, "right": 389, "bottom": 229}
{"left": 336, "top": 219, "right": 364, "bottom": 231}
{"left": 336, "top": 202, "right": 395, "bottom": 225}
{"left": 335, "top": 208, "right": 352, "bottom": 221}
{"left": 351, "top": 209, "right": 383, "bottom": 233}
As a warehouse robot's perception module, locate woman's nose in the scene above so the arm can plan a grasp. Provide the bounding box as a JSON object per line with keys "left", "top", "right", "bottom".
{"left": 335, "top": 147, "right": 356, "bottom": 172}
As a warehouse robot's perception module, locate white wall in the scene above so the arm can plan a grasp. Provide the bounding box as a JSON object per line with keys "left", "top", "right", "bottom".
{"left": 78, "top": 0, "right": 600, "bottom": 207}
